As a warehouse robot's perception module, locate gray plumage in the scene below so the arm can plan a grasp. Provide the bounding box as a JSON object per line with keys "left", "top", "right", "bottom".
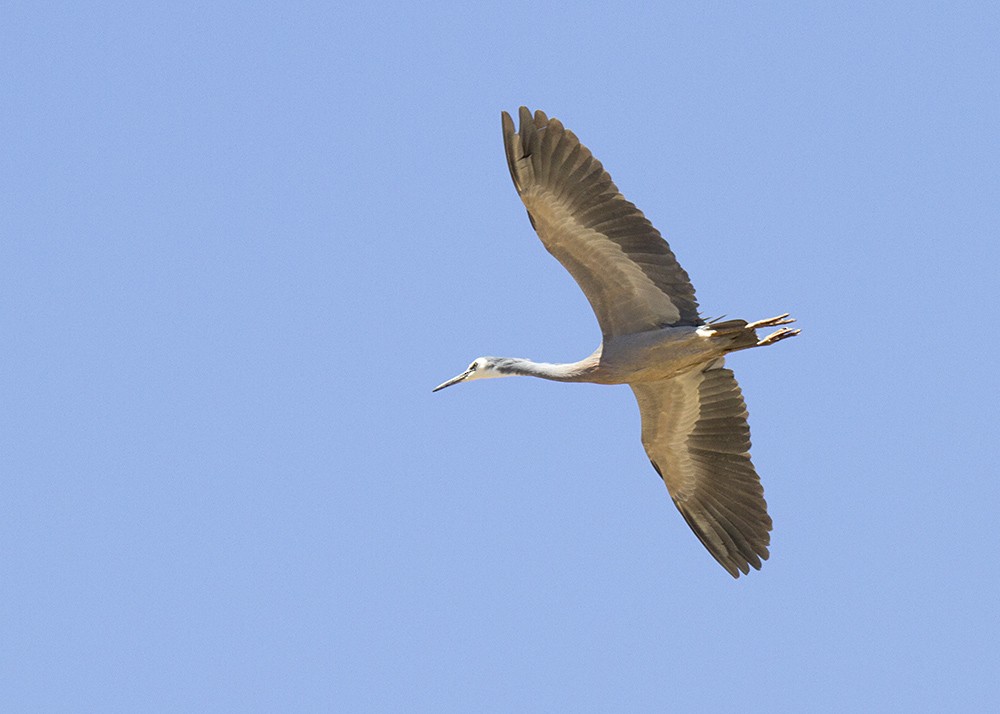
{"left": 434, "top": 107, "right": 799, "bottom": 578}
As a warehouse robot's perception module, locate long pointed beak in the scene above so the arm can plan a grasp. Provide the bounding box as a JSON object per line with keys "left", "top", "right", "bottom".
{"left": 432, "top": 369, "right": 471, "bottom": 393}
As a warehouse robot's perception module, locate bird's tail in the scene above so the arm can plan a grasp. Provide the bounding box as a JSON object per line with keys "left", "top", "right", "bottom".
{"left": 706, "top": 319, "right": 760, "bottom": 352}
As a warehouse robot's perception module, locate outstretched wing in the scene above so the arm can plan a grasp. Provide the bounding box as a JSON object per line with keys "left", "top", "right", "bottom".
{"left": 630, "top": 360, "right": 772, "bottom": 577}
{"left": 502, "top": 107, "right": 701, "bottom": 338}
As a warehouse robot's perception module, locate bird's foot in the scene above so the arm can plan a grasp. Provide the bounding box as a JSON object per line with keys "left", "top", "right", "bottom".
{"left": 757, "top": 327, "right": 801, "bottom": 346}
{"left": 747, "top": 313, "right": 796, "bottom": 329}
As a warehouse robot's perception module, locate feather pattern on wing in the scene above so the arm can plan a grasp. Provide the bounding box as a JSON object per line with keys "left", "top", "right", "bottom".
{"left": 502, "top": 107, "right": 702, "bottom": 337}
{"left": 631, "top": 360, "right": 772, "bottom": 577}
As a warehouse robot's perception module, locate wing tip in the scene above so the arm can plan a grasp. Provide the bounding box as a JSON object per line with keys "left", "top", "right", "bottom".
{"left": 502, "top": 109, "right": 523, "bottom": 191}
{"left": 518, "top": 105, "right": 533, "bottom": 127}
{"left": 503, "top": 105, "right": 556, "bottom": 193}
{"left": 671, "top": 494, "right": 772, "bottom": 579}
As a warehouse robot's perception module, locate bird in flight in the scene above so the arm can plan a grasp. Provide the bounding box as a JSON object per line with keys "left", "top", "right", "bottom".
{"left": 434, "top": 107, "right": 799, "bottom": 577}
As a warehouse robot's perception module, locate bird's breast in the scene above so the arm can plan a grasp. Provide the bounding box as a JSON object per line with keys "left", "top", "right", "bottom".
{"left": 600, "top": 327, "right": 723, "bottom": 384}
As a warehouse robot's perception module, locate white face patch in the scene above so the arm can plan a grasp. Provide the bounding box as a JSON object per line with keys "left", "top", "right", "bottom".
{"left": 466, "top": 358, "right": 489, "bottom": 381}
{"left": 465, "top": 357, "right": 507, "bottom": 382}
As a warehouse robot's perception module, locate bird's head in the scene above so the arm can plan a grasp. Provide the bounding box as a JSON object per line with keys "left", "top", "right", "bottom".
{"left": 432, "top": 357, "right": 506, "bottom": 392}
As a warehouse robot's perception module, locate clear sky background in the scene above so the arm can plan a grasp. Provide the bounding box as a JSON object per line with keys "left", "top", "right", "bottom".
{"left": 3, "top": 2, "right": 999, "bottom": 711}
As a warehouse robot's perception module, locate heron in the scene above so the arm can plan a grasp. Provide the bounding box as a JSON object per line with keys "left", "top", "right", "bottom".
{"left": 434, "top": 107, "right": 799, "bottom": 577}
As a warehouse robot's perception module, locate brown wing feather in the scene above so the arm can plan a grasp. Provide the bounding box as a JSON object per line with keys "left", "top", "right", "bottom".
{"left": 631, "top": 361, "right": 772, "bottom": 577}
{"left": 502, "top": 107, "right": 701, "bottom": 337}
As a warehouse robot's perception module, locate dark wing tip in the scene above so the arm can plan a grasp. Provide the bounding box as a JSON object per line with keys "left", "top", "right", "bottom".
{"left": 673, "top": 498, "right": 771, "bottom": 578}
{"left": 501, "top": 110, "right": 520, "bottom": 189}
{"left": 503, "top": 106, "right": 552, "bottom": 195}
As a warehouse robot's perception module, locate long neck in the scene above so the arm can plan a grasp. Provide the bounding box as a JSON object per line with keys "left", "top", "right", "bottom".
{"left": 494, "top": 348, "right": 601, "bottom": 383}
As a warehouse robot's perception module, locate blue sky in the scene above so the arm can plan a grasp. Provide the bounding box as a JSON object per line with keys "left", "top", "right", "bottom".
{"left": 3, "top": 1, "right": 999, "bottom": 711}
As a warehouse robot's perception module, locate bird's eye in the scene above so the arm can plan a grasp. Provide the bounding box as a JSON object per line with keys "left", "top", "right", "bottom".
{"left": 469, "top": 362, "right": 478, "bottom": 371}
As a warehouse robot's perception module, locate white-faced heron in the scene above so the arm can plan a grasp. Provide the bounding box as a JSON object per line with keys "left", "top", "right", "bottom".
{"left": 435, "top": 107, "right": 799, "bottom": 577}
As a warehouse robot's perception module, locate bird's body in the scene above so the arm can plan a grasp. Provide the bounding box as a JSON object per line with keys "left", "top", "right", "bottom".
{"left": 602, "top": 322, "right": 752, "bottom": 383}
{"left": 435, "top": 107, "right": 799, "bottom": 578}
